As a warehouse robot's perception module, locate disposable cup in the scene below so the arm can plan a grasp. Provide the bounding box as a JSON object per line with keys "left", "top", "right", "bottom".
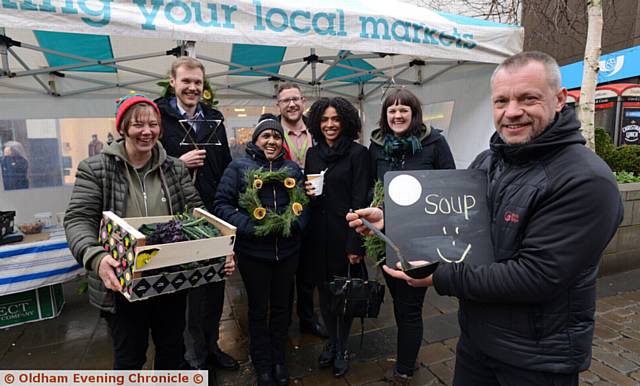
{"left": 307, "top": 173, "right": 324, "bottom": 196}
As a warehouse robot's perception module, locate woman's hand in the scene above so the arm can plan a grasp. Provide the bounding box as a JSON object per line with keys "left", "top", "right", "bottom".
{"left": 304, "top": 180, "right": 316, "bottom": 196}
{"left": 347, "top": 253, "right": 363, "bottom": 265}
{"left": 346, "top": 207, "right": 384, "bottom": 235}
{"left": 382, "top": 263, "right": 434, "bottom": 287}
{"left": 223, "top": 253, "right": 236, "bottom": 276}
{"left": 98, "top": 254, "right": 122, "bottom": 291}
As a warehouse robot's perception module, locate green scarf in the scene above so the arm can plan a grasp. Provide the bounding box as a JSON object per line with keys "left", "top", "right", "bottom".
{"left": 382, "top": 133, "right": 422, "bottom": 161}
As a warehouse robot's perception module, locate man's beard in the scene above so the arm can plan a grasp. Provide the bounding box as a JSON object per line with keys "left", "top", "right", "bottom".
{"left": 282, "top": 110, "right": 302, "bottom": 125}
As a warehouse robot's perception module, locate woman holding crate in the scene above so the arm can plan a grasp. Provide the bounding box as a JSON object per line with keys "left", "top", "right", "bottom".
{"left": 64, "top": 93, "right": 234, "bottom": 371}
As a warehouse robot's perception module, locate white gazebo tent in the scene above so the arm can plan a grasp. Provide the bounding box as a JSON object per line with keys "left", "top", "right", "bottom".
{"left": 0, "top": 0, "right": 523, "bottom": 222}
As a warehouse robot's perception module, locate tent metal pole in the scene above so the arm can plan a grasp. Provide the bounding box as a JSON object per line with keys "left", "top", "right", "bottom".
{"left": 293, "top": 62, "right": 309, "bottom": 79}
{"left": 208, "top": 81, "right": 273, "bottom": 98}
{"left": 362, "top": 65, "right": 414, "bottom": 100}
{"left": 310, "top": 49, "right": 317, "bottom": 85}
{"left": 61, "top": 84, "right": 157, "bottom": 97}
{"left": 6, "top": 42, "right": 168, "bottom": 78}
{"left": 0, "top": 28, "right": 9, "bottom": 77}
{"left": 182, "top": 41, "right": 196, "bottom": 58}
{"left": 199, "top": 55, "right": 304, "bottom": 85}
{"left": 225, "top": 78, "right": 272, "bottom": 88}
{"left": 7, "top": 48, "right": 52, "bottom": 94}
{"left": 0, "top": 81, "right": 44, "bottom": 93}
{"left": 316, "top": 53, "right": 386, "bottom": 61}
{"left": 329, "top": 62, "right": 413, "bottom": 85}
{"left": 61, "top": 74, "right": 163, "bottom": 92}
{"left": 420, "top": 63, "right": 463, "bottom": 85}
{"left": 199, "top": 55, "right": 304, "bottom": 77}
{"left": 317, "top": 51, "right": 350, "bottom": 81}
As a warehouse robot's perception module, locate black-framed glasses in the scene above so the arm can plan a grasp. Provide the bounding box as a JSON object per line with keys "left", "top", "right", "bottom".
{"left": 277, "top": 96, "right": 303, "bottom": 105}
{"left": 178, "top": 119, "right": 223, "bottom": 147}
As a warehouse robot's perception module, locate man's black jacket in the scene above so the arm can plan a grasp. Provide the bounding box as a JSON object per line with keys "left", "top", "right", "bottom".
{"left": 433, "top": 107, "right": 623, "bottom": 373}
{"left": 156, "top": 97, "right": 232, "bottom": 212}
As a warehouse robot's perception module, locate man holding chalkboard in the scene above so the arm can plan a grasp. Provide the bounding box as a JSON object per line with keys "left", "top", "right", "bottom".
{"left": 348, "top": 51, "right": 623, "bottom": 386}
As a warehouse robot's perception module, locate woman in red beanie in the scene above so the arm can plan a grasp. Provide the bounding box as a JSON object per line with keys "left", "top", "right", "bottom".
{"left": 64, "top": 94, "right": 234, "bottom": 370}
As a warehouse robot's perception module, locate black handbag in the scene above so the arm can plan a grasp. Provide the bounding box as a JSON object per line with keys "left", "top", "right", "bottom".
{"left": 327, "top": 262, "right": 385, "bottom": 319}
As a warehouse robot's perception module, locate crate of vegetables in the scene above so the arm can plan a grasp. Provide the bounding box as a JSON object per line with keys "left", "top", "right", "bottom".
{"left": 98, "top": 208, "right": 236, "bottom": 301}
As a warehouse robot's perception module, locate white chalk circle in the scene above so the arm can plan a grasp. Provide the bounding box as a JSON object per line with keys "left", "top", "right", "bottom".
{"left": 388, "top": 174, "right": 422, "bottom": 206}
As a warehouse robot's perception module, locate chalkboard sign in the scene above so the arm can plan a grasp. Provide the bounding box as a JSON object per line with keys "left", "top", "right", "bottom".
{"left": 384, "top": 170, "right": 494, "bottom": 268}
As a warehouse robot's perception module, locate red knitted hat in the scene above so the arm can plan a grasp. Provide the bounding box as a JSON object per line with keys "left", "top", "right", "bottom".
{"left": 114, "top": 93, "right": 160, "bottom": 134}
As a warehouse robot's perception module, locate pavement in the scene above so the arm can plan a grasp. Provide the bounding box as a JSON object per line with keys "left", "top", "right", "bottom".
{"left": 2, "top": 266, "right": 640, "bottom": 386}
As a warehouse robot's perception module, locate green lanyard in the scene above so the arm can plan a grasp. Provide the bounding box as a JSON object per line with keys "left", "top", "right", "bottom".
{"left": 284, "top": 130, "right": 309, "bottom": 165}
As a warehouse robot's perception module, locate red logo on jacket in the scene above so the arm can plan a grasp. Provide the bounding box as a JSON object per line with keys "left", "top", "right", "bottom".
{"left": 504, "top": 211, "right": 520, "bottom": 223}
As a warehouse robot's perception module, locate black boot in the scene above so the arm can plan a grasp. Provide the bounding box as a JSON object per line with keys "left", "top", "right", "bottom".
{"left": 333, "top": 350, "right": 350, "bottom": 378}
{"left": 318, "top": 343, "right": 336, "bottom": 368}
{"left": 256, "top": 371, "right": 276, "bottom": 386}
{"left": 272, "top": 364, "right": 289, "bottom": 386}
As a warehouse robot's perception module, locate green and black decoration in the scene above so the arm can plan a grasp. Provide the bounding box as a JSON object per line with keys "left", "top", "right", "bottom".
{"left": 238, "top": 167, "right": 308, "bottom": 237}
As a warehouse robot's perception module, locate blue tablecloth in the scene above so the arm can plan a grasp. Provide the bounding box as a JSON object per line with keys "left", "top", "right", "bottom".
{"left": 0, "top": 229, "right": 84, "bottom": 296}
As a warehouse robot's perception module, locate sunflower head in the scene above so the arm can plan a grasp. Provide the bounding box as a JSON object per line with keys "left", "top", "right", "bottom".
{"left": 203, "top": 90, "right": 212, "bottom": 100}
{"left": 253, "top": 207, "right": 267, "bottom": 220}
{"left": 253, "top": 178, "right": 263, "bottom": 189}
{"left": 292, "top": 202, "right": 303, "bottom": 216}
{"left": 284, "top": 177, "right": 296, "bottom": 189}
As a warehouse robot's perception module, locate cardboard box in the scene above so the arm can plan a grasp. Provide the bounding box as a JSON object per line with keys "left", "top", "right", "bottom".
{"left": 0, "top": 284, "right": 64, "bottom": 329}
{"left": 99, "top": 208, "right": 236, "bottom": 301}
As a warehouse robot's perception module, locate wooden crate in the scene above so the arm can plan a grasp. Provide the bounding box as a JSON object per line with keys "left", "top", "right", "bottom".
{"left": 98, "top": 208, "right": 236, "bottom": 301}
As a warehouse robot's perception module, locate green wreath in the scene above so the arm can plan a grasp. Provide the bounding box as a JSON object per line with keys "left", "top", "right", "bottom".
{"left": 238, "top": 167, "right": 309, "bottom": 237}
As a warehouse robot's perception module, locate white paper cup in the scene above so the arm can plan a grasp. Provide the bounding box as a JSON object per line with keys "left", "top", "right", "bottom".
{"left": 307, "top": 173, "right": 324, "bottom": 196}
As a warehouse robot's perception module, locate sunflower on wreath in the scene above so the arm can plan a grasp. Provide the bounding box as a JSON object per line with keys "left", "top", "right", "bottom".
{"left": 238, "top": 167, "right": 309, "bottom": 237}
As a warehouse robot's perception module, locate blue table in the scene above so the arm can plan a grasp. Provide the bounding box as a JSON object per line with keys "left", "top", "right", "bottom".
{"left": 0, "top": 228, "right": 84, "bottom": 296}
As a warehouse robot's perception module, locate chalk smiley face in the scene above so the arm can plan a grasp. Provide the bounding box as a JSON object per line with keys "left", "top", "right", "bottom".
{"left": 436, "top": 226, "right": 471, "bottom": 263}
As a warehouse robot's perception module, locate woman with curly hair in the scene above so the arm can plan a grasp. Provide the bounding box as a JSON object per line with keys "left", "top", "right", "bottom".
{"left": 369, "top": 88, "right": 455, "bottom": 385}
{"left": 303, "top": 97, "right": 370, "bottom": 378}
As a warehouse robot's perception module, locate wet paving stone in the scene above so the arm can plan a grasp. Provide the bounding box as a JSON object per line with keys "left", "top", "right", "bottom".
{"left": 2, "top": 269, "right": 640, "bottom": 386}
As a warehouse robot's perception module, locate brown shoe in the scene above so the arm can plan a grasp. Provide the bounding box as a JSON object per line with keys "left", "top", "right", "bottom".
{"left": 384, "top": 367, "right": 412, "bottom": 386}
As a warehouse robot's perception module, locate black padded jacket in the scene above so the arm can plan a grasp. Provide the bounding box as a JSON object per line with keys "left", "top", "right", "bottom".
{"left": 433, "top": 107, "right": 623, "bottom": 373}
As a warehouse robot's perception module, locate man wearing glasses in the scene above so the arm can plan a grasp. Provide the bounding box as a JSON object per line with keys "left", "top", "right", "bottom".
{"left": 276, "top": 83, "right": 327, "bottom": 339}
{"left": 156, "top": 57, "right": 238, "bottom": 380}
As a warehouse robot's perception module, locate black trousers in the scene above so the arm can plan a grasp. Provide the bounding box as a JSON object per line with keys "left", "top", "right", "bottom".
{"left": 383, "top": 270, "right": 428, "bottom": 376}
{"left": 317, "top": 282, "right": 355, "bottom": 354}
{"left": 238, "top": 254, "right": 298, "bottom": 373}
{"left": 454, "top": 333, "right": 579, "bottom": 386}
{"left": 103, "top": 291, "right": 187, "bottom": 370}
{"left": 293, "top": 249, "right": 316, "bottom": 323}
{"left": 184, "top": 280, "right": 226, "bottom": 368}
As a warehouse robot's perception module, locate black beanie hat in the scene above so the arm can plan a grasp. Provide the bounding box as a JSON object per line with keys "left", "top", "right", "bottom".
{"left": 252, "top": 113, "right": 284, "bottom": 143}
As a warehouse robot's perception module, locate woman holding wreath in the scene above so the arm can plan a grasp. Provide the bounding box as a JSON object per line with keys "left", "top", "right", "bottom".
{"left": 304, "top": 97, "right": 370, "bottom": 378}
{"left": 214, "top": 114, "right": 308, "bottom": 386}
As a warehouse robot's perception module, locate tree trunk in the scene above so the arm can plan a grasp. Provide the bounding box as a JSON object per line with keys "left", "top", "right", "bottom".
{"left": 578, "top": 0, "right": 603, "bottom": 151}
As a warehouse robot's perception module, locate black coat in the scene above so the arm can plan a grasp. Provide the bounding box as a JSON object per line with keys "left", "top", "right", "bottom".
{"left": 304, "top": 141, "right": 370, "bottom": 283}
{"left": 213, "top": 143, "right": 308, "bottom": 262}
{"left": 368, "top": 126, "right": 456, "bottom": 182}
{"left": 1, "top": 155, "right": 29, "bottom": 190}
{"left": 433, "top": 108, "right": 624, "bottom": 373}
{"left": 156, "top": 97, "right": 232, "bottom": 212}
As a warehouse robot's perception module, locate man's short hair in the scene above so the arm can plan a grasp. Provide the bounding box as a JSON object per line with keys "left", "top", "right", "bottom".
{"left": 276, "top": 82, "right": 302, "bottom": 97}
{"left": 491, "top": 51, "right": 562, "bottom": 91}
{"left": 170, "top": 57, "right": 205, "bottom": 79}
